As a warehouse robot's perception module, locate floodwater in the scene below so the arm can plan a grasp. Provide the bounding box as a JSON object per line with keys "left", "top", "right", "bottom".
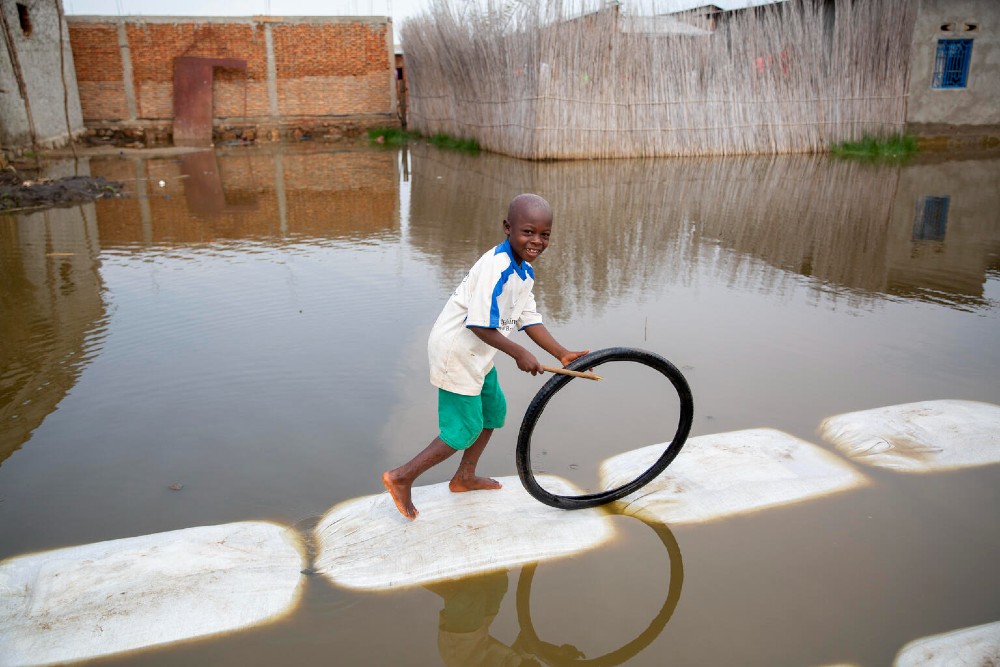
{"left": 1, "top": 144, "right": 999, "bottom": 666}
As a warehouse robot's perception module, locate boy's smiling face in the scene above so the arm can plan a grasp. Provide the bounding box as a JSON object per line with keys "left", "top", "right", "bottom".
{"left": 504, "top": 206, "right": 552, "bottom": 265}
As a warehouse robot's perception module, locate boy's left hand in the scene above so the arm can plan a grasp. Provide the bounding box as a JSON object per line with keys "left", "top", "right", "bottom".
{"left": 559, "top": 350, "right": 589, "bottom": 367}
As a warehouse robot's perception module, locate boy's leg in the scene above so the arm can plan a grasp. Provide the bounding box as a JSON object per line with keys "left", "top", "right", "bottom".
{"left": 384, "top": 371, "right": 506, "bottom": 517}
{"left": 449, "top": 429, "right": 502, "bottom": 492}
{"left": 451, "top": 367, "right": 506, "bottom": 493}
{"left": 383, "top": 437, "right": 457, "bottom": 519}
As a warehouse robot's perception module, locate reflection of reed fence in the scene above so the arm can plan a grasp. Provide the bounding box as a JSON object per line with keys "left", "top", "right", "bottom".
{"left": 402, "top": 0, "right": 916, "bottom": 159}
{"left": 405, "top": 145, "right": 899, "bottom": 320}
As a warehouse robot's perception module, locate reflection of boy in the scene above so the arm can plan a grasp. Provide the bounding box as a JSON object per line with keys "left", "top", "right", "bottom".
{"left": 430, "top": 571, "right": 535, "bottom": 667}
{"left": 429, "top": 571, "right": 584, "bottom": 667}
{"left": 383, "top": 194, "right": 588, "bottom": 519}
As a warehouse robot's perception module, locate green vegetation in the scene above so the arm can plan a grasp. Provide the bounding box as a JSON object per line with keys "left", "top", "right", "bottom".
{"left": 368, "top": 127, "right": 480, "bottom": 153}
{"left": 367, "top": 127, "right": 420, "bottom": 146}
{"left": 830, "top": 134, "right": 918, "bottom": 161}
{"left": 427, "top": 132, "right": 480, "bottom": 152}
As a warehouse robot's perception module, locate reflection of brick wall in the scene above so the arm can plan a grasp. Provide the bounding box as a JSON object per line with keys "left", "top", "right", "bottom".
{"left": 68, "top": 17, "right": 394, "bottom": 130}
{"left": 281, "top": 152, "right": 397, "bottom": 237}
{"left": 281, "top": 151, "right": 395, "bottom": 192}
{"left": 89, "top": 150, "right": 398, "bottom": 246}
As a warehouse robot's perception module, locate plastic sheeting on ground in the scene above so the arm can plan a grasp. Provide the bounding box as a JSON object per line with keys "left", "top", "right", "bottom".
{"left": 0, "top": 521, "right": 305, "bottom": 667}
{"left": 894, "top": 620, "right": 1000, "bottom": 666}
{"left": 598, "top": 428, "right": 868, "bottom": 525}
{"left": 819, "top": 399, "right": 1000, "bottom": 473}
{"left": 313, "top": 475, "right": 615, "bottom": 591}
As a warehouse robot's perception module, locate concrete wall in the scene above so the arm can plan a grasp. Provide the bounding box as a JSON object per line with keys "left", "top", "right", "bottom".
{"left": 907, "top": 0, "right": 1000, "bottom": 129}
{"left": 66, "top": 16, "right": 397, "bottom": 142}
{"left": 0, "top": 0, "right": 85, "bottom": 151}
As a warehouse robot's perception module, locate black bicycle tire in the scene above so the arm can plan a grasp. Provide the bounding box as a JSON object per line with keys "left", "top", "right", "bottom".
{"left": 516, "top": 347, "right": 694, "bottom": 510}
{"left": 514, "top": 517, "right": 684, "bottom": 666}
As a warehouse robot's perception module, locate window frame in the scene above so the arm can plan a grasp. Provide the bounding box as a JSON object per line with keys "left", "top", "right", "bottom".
{"left": 932, "top": 39, "right": 973, "bottom": 89}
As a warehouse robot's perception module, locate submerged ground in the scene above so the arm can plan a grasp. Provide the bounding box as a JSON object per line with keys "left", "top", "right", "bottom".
{"left": 0, "top": 169, "right": 123, "bottom": 212}
{"left": 1, "top": 144, "right": 998, "bottom": 665}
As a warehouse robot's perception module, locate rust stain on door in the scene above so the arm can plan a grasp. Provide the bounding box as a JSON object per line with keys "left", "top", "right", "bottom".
{"left": 173, "top": 57, "right": 246, "bottom": 147}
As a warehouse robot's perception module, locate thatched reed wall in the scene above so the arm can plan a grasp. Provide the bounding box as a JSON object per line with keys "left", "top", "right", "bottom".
{"left": 402, "top": 0, "right": 916, "bottom": 159}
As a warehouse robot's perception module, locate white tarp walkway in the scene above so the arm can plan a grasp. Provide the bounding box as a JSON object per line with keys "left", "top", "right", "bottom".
{"left": 313, "top": 475, "right": 615, "bottom": 591}
{"left": 820, "top": 400, "right": 1000, "bottom": 473}
{"left": 894, "top": 620, "right": 1000, "bottom": 666}
{"left": 598, "top": 428, "right": 868, "bottom": 525}
{"left": 0, "top": 522, "right": 305, "bottom": 667}
{"left": 3, "top": 399, "right": 997, "bottom": 664}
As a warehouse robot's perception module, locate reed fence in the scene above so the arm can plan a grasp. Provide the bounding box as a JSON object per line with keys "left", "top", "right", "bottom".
{"left": 402, "top": 0, "right": 916, "bottom": 159}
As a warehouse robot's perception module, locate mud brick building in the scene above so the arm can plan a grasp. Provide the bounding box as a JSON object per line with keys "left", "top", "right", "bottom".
{"left": 1, "top": 0, "right": 85, "bottom": 154}
{"left": 66, "top": 15, "right": 398, "bottom": 145}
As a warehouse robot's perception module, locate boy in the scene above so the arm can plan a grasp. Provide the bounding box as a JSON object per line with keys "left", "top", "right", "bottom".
{"left": 382, "top": 193, "right": 588, "bottom": 519}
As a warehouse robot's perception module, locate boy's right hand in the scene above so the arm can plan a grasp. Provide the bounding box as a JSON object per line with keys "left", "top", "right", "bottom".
{"left": 559, "top": 349, "right": 590, "bottom": 367}
{"left": 513, "top": 349, "right": 544, "bottom": 375}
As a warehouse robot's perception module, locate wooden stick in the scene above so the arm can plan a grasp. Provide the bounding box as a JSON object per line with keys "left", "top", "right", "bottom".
{"left": 542, "top": 365, "right": 602, "bottom": 381}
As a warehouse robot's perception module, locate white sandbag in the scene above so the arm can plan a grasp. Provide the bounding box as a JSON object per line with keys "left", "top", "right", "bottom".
{"left": 313, "top": 475, "right": 615, "bottom": 591}
{"left": 599, "top": 428, "right": 867, "bottom": 525}
{"left": 894, "top": 620, "right": 1000, "bottom": 666}
{"left": 0, "top": 522, "right": 305, "bottom": 667}
{"left": 819, "top": 400, "right": 1000, "bottom": 473}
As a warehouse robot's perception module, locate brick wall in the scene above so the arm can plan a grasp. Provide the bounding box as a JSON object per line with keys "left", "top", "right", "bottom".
{"left": 67, "top": 16, "right": 396, "bottom": 138}
{"left": 126, "top": 22, "right": 270, "bottom": 119}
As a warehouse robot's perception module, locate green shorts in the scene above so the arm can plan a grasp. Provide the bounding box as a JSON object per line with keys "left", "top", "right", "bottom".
{"left": 438, "top": 367, "right": 506, "bottom": 450}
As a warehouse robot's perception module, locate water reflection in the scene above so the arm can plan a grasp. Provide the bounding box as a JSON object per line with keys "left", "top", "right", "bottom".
{"left": 913, "top": 196, "right": 949, "bottom": 242}
{"left": 405, "top": 146, "right": 1000, "bottom": 321}
{"left": 888, "top": 158, "right": 1000, "bottom": 308}
{"left": 179, "top": 151, "right": 259, "bottom": 217}
{"left": 0, "top": 146, "right": 401, "bottom": 468}
{"left": 9, "top": 147, "right": 994, "bottom": 317}
{"left": 428, "top": 571, "right": 538, "bottom": 666}
{"left": 2, "top": 148, "right": 996, "bottom": 468}
{"left": 0, "top": 145, "right": 996, "bottom": 665}
{"left": 514, "top": 518, "right": 683, "bottom": 666}
{"left": 0, "top": 204, "right": 108, "bottom": 464}
{"left": 424, "top": 517, "right": 683, "bottom": 667}
{"left": 88, "top": 147, "right": 400, "bottom": 247}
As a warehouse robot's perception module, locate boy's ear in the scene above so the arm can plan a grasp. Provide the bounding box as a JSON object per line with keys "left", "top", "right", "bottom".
{"left": 502, "top": 219, "right": 511, "bottom": 235}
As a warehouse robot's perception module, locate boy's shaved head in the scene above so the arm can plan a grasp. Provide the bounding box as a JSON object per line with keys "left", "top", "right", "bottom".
{"left": 504, "top": 193, "right": 552, "bottom": 264}
{"left": 507, "top": 193, "right": 552, "bottom": 225}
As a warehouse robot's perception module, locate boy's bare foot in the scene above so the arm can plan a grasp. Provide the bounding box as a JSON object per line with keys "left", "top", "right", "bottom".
{"left": 383, "top": 470, "right": 418, "bottom": 519}
{"left": 449, "top": 475, "right": 502, "bottom": 493}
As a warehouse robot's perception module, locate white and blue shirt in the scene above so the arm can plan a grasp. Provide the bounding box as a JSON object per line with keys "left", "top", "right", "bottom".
{"left": 428, "top": 238, "right": 544, "bottom": 395}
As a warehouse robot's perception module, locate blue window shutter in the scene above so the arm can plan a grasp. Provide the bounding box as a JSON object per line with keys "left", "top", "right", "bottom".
{"left": 932, "top": 39, "right": 973, "bottom": 89}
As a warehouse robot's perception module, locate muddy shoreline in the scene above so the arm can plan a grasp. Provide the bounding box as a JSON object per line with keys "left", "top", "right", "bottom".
{"left": 0, "top": 170, "right": 124, "bottom": 213}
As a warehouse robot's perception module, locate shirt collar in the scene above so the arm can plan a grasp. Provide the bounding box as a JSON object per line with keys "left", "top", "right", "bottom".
{"left": 496, "top": 238, "right": 531, "bottom": 280}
